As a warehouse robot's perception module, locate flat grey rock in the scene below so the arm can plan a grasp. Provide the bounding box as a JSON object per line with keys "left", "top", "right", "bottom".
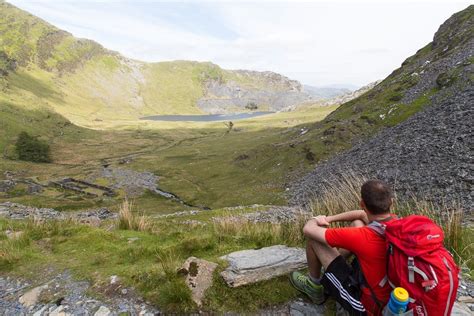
{"left": 289, "top": 300, "right": 325, "bottom": 316}
{"left": 451, "top": 302, "right": 472, "bottom": 316}
{"left": 220, "top": 245, "right": 306, "bottom": 287}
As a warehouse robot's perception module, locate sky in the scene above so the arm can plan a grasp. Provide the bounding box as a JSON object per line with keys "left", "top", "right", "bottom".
{"left": 8, "top": 0, "right": 473, "bottom": 88}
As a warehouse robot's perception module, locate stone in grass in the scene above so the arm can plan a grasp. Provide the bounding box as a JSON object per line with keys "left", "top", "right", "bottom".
{"left": 94, "top": 305, "right": 112, "bottom": 316}
{"left": 5, "top": 229, "right": 24, "bottom": 240}
{"left": 178, "top": 257, "right": 218, "bottom": 307}
{"left": 19, "top": 284, "right": 49, "bottom": 308}
{"left": 289, "top": 299, "right": 325, "bottom": 316}
{"left": 220, "top": 245, "right": 307, "bottom": 287}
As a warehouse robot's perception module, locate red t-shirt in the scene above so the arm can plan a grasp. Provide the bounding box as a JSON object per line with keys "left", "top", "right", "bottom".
{"left": 325, "top": 219, "right": 396, "bottom": 315}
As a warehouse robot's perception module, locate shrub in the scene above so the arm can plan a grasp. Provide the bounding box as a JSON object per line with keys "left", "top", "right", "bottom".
{"left": 436, "top": 72, "right": 455, "bottom": 88}
{"left": 245, "top": 101, "right": 258, "bottom": 110}
{"left": 387, "top": 91, "right": 403, "bottom": 102}
{"left": 15, "top": 132, "right": 51, "bottom": 163}
{"left": 0, "top": 51, "right": 16, "bottom": 76}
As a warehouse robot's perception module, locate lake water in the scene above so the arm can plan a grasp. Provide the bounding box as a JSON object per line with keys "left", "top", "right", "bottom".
{"left": 140, "top": 111, "right": 274, "bottom": 122}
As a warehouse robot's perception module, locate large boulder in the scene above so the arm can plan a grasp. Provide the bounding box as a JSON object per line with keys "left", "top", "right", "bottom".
{"left": 220, "top": 245, "right": 307, "bottom": 287}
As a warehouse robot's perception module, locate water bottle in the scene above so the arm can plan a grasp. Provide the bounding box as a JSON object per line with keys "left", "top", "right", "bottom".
{"left": 384, "top": 287, "right": 409, "bottom": 315}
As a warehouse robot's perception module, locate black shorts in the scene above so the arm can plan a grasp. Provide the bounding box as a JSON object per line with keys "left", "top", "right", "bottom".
{"left": 321, "top": 255, "right": 367, "bottom": 315}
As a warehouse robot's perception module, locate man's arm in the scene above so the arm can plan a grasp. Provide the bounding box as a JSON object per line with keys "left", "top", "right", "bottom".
{"left": 303, "top": 219, "right": 328, "bottom": 244}
{"left": 322, "top": 210, "right": 368, "bottom": 225}
{"left": 304, "top": 210, "right": 368, "bottom": 246}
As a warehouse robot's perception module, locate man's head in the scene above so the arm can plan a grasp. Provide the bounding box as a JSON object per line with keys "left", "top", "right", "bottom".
{"left": 360, "top": 179, "right": 392, "bottom": 215}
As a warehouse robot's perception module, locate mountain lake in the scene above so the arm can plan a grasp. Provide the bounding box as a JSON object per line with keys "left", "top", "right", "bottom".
{"left": 140, "top": 111, "right": 274, "bottom": 122}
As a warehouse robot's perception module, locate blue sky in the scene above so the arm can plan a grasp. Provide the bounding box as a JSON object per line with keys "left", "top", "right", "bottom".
{"left": 8, "top": 0, "right": 472, "bottom": 88}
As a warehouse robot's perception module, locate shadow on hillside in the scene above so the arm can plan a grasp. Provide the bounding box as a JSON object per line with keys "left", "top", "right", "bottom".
{"left": 8, "top": 71, "right": 63, "bottom": 102}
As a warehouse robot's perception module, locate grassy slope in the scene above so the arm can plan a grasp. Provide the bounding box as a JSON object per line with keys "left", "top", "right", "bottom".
{"left": 0, "top": 1, "right": 335, "bottom": 213}
{"left": 0, "top": 207, "right": 307, "bottom": 313}
{"left": 1, "top": 200, "right": 471, "bottom": 313}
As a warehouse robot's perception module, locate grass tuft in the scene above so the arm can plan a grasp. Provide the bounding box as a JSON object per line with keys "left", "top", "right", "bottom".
{"left": 117, "top": 200, "right": 153, "bottom": 232}
{"left": 213, "top": 211, "right": 307, "bottom": 248}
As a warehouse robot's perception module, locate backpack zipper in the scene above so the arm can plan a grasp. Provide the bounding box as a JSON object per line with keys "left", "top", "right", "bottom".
{"left": 442, "top": 257, "right": 454, "bottom": 316}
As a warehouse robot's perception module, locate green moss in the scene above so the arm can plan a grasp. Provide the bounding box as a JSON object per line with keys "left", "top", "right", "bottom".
{"left": 384, "top": 92, "right": 433, "bottom": 127}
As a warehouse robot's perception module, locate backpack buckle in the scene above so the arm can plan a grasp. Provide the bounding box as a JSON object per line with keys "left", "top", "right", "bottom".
{"left": 408, "top": 257, "right": 415, "bottom": 283}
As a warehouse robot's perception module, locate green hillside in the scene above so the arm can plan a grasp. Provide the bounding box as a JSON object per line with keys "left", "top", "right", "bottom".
{"left": 0, "top": 0, "right": 307, "bottom": 130}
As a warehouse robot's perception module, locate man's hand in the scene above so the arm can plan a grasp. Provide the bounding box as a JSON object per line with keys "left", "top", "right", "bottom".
{"left": 312, "top": 215, "right": 330, "bottom": 227}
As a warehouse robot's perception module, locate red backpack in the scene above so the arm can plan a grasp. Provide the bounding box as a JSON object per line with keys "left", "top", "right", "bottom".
{"left": 368, "top": 215, "right": 459, "bottom": 316}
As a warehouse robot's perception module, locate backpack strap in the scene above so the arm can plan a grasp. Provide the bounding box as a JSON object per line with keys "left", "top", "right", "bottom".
{"left": 352, "top": 257, "right": 384, "bottom": 310}
{"left": 366, "top": 215, "right": 398, "bottom": 236}
{"left": 367, "top": 221, "right": 386, "bottom": 236}
{"left": 367, "top": 216, "right": 398, "bottom": 289}
{"left": 408, "top": 256, "right": 436, "bottom": 291}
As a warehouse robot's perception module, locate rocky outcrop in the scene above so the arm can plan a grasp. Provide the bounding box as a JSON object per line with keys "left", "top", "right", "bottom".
{"left": 291, "top": 6, "right": 474, "bottom": 211}
{"left": 220, "top": 245, "right": 307, "bottom": 287}
{"left": 197, "top": 71, "right": 313, "bottom": 114}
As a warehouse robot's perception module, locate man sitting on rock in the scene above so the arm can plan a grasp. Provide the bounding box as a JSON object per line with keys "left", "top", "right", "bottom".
{"left": 290, "top": 179, "right": 396, "bottom": 315}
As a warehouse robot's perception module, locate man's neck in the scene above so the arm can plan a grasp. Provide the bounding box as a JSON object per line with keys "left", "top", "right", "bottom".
{"left": 367, "top": 212, "right": 392, "bottom": 222}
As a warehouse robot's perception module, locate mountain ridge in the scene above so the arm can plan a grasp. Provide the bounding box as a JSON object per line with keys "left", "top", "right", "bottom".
{"left": 0, "top": 0, "right": 317, "bottom": 128}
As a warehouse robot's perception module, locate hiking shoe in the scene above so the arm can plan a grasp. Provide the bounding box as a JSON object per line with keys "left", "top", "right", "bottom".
{"left": 289, "top": 271, "right": 326, "bottom": 304}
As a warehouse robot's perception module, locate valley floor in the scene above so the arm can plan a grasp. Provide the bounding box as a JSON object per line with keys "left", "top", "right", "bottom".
{"left": 0, "top": 106, "right": 337, "bottom": 215}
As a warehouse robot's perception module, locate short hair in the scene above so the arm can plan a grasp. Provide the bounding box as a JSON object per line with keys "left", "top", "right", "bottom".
{"left": 361, "top": 180, "right": 392, "bottom": 215}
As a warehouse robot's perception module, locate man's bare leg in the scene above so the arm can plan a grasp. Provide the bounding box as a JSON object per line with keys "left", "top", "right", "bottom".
{"left": 306, "top": 238, "right": 339, "bottom": 279}
{"left": 291, "top": 218, "right": 364, "bottom": 304}
{"left": 306, "top": 219, "right": 365, "bottom": 278}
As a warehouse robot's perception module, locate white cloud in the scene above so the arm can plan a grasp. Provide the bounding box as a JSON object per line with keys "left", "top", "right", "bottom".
{"left": 7, "top": 0, "right": 473, "bottom": 87}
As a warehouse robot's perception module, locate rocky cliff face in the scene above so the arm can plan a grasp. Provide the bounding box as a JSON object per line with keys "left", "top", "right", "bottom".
{"left": 291, "top": 5, "right": 474, "bottom": 210}
{"left": 197, "top": 70, "right": 313, "bottom": 114}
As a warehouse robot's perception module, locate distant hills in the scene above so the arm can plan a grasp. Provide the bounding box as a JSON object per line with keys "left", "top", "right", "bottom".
{"left": 320, "top": 80, "right": 382, "bottom": 106}
{"left": 303, "top": 85, "right": 351, "bottom": 99}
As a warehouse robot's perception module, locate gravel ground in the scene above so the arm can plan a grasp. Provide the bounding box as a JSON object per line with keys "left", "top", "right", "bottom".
{"left": 0, "top": 271, "right": 159, "bottom": 316}
{"left": 0, "top": 202, "right": 117, "bottom": 221}
{"left": 213, "top": 206, "right": 310, "bottom": 224}
{"left": 291, "top": 87, "right": 474, "bottom": 211}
